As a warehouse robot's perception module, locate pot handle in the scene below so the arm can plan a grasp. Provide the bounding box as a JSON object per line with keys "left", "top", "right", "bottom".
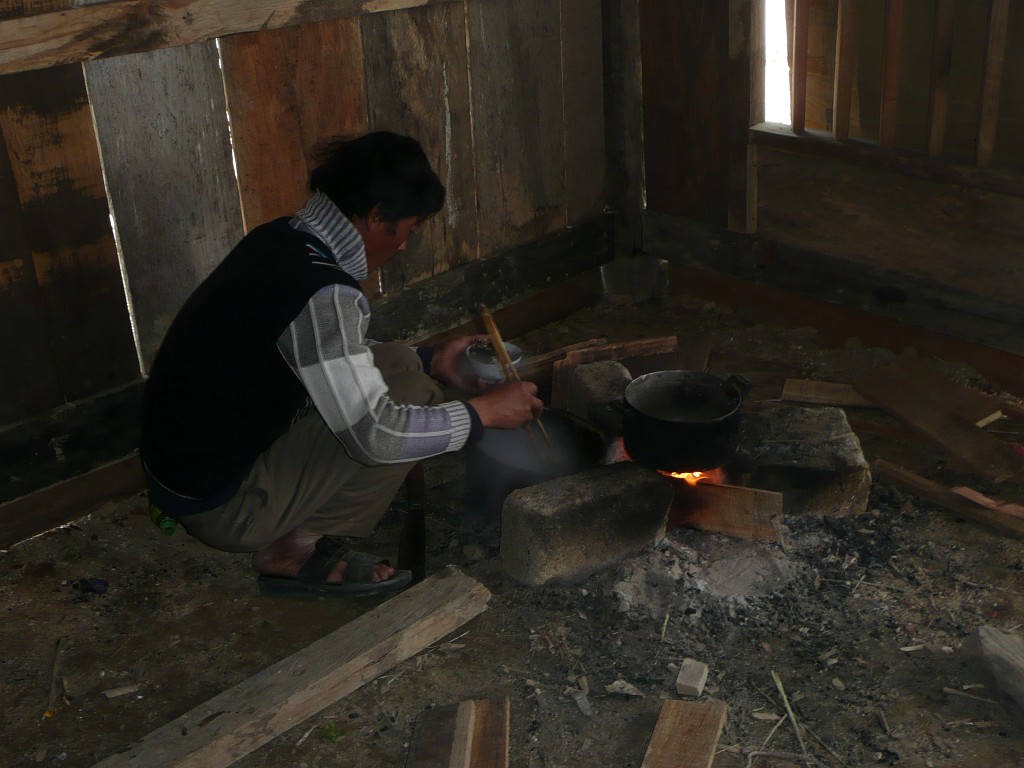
{"left": 727, "top": 373, "right": 753, "bottom": 398}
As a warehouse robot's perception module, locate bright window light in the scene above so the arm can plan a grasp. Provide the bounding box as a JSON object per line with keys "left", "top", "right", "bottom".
{"left": 765, "top": 0, "right": 792, "bottom": 125}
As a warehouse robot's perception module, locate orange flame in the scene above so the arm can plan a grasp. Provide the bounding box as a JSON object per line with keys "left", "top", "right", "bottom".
{"left": 657, "top": 467, "right": 727, "bottom": 486}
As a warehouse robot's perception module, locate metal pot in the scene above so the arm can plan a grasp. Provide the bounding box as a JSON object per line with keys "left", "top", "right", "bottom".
{"left": 464, "top": 408, "right": 607, "bottom": 524}
{"left": 621, "top": 371, "right": 752, "bottom": 472}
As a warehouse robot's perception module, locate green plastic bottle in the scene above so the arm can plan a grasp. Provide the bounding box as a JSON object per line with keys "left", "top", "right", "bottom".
{"left": 148, "top": 503, "right": 177, "bottom": 536}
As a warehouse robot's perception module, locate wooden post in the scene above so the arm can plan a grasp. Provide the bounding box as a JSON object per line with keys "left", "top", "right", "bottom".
{"left": 832, "top": 0, "right": 857, "bottom": 142}
{"left": 927, "top": 0, "right": 954, "bottom": 158}
{"left": 879, "top": 0, "right": 905, "bottom": 149}
{"left": 790, "top": 0, "right": 810, "bottom": 133}
{"left": 977, "top": 0, "right": 1010, "bottom": 168}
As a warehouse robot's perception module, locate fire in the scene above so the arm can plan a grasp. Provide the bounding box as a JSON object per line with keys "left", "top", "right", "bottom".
{"left": 657, "top": 467, "right": 727, "bottom": 486}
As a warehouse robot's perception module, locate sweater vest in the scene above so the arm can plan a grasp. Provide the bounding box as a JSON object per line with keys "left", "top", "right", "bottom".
{"left": 140, "top": 218, "right": 361, "bottom": 508}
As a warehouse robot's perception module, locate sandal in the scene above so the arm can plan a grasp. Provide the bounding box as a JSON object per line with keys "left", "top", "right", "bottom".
{"left": 257, "top": 536, "right": 412, "bottom": 598}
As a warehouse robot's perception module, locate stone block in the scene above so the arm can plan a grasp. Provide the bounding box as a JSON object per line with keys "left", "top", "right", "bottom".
{"left": 563, "top": 360, "right": 633, "bottom": 439}
{"left": 675, "top": 658, "right": 709, "bottom": 697}
{"left": 736, "top": 405, "right": 871, "bottom": 517}
{"left": 501, "top": 462, "right": 673, "bottom": 587}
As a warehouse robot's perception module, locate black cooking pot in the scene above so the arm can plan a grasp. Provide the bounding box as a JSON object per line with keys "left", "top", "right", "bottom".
{"left": 621, "top": 371, "right": 752, "bottom": 472}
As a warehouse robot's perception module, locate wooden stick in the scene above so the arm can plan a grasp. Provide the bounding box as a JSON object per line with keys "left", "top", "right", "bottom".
{"left": 476, "top": 305, "right": 552, "bottom": 446}
{"left": 771, "top": 670, "right": 810, "bottom": 762}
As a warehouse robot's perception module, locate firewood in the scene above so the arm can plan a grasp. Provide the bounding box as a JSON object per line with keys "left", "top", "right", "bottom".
{"left": 639, "top": 699, "right": 727, "bottom": 768}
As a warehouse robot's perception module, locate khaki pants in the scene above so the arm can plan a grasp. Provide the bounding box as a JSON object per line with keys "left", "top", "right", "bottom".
{"left": 180, "top": 343, "right": 442, "bottom": 552}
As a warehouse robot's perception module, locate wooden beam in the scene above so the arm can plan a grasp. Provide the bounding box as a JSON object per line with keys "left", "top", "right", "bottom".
{"left": 977, "top": 0, "right": 1010, "bottom": 168}
{"left": 640, "top": 699, "right": 728, "bottom": 768}
{"left": 878, "top": 0, "right": 905, "bottom": 149}
{"left": 873, "top": 459, "right": 1024, "bottom": 539}
{"left": 91, "top": 568, "right": 492, "bottom": 768}
{"left": 789, "top": 0, "right": 809, "bottom": 133}
{"left": 832, "top": 0, "right": 857, "bottom": 142}
{"left": 0, "top": 0, "right": 461, "bottom": 76}
{"left": 781, "top": 379, "right": 873, "bottom": 408}
{"left": 927, "top": 0, "right": 954, "bottom": 158}
{"left": 0, "top": 454, "right": 144, "bottom": 549}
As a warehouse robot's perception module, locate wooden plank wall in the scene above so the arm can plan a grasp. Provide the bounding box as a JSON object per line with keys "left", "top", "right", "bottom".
{"left": 0, "top": 1, "right": 608, "bottom": 435}
{"left": 0, "top": 64, "right": 138, "bottom": 423}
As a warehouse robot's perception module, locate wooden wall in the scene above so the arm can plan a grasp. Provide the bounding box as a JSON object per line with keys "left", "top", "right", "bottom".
{"left": 0, "top": 0, "right": 607, "bottom": 435}
{"left": 640, "top": 0, "right": 1024, "bottom": 371}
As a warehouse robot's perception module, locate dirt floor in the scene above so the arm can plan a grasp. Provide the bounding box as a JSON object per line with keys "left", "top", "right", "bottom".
{"left": 3, "top": 291, "right": 1024, "bottom": 768}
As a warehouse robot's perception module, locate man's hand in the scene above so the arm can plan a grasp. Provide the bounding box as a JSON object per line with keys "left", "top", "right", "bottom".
{"left": 468, "top": 381, "right": 543, "bottom": 429}
{"left": 429, "top": 335, "right": 491, "bottom": 393}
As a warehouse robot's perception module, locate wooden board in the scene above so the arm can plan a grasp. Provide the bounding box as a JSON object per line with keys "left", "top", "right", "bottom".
{"left": 789, "top": 0, "right": 809, "bottom": 132}
{"left": 640, "top": 698, "right": 728, "bottom": 768}
{"left": 220, "top": 17, "right": 368, "bottom": 233}
{"left": 451, "top": 699, "right": 510, "bottom": 768}
{"left": 92, "top": 568, "right": 492, "bottom": 768}
{"left": 669, "top": 482, "right": 782, "bottom": 542}
{"left": 362, "top": 3, "right": 476, "bottom": 289}
{"left": 86, "top": 42, "right": 244, "bottom": 370}
{"left": 782, "top": 379, "right": 874, "bottom": 408}
{"left": 977, "top": 0, "right": 1009, "bottom": 168}
{"left": 0, "top": 454, "right": 144, "bottom": 549}
{"left": 873, "top": 459, "right": 1024, "bottom": 539}
{"left": 0, "top": 0, "right": 463, "bottom": 75}
{"left": 640, "top": 0, "right": 729, "bottom": 225}
{"left": 927, "top": 0, "right": 954, "bottom": 158}
{"left": 0, "top": 120, "right": 63, "bottom": 423}
{"left": 467, "top": 0, "right": 566, "bottom": 255}
{"left": 560, "top": 0, "right": 605, "bottom": 225}
{"left": 833, "top": 0, "right": 857, "bottom": 142}
{"left": 878, "top": 0, "right": 904, "bottom": 149}
{"left": 854, "top": 358, "right": 1022, "bottom": 483}
{"left": 0, "top": 64, "right": 138, "bottom": 403}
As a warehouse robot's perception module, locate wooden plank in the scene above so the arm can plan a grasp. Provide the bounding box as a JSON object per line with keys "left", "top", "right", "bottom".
{"left": 970, "top": 626, "right": 1024, "bottom": 714}
{"left": 853, "top": 357, "right": 1005, "bottom": 428}
{"left": 92, "top": 568, "right": 492, "bottom": 768}
{"left": 461, "top": 698, "right": 510, "bottom": 768}
{"left": 669, "top": 482, "right": 782, "bottom": 542}
{"left": 728, "top": 0, "right": 763, "bottom": 232}
{"left": 406, "top": 703, "right": 459, "bottom": 768}
{"left": 0, "top": 119, "right": 63, "bottom": 423}
{"left": 220, "top": 18, "right": 367, "bottom": 234}
{"left": 0, "top": 0, "right": 463, "bottom": 76}
{"left": 878, "top": 0, "right": 904, "bottom": 149}
{"left": 561, "top": 0, "right": 605, "bottom": 226}
{"left": 832, "top": 0, "right": 857, "bottom": 142}
{"left": 927, "top": 0, "right": 954, "bottom": 158}
{"left": 782, "top": 379, "right": 873, "bottom": 408}
{"left": 406, "top": 698, "right": 509, "bottom": 768}
{"left": 977, "top": 0, "right": 1009, "bottom": 168}
{"left": 640, "top": 0, "right": 730, "bottom": 225}
{"left": 603, "top": 0, "right": 645, "bottom": 253}
{"left": 790, "top": 0, "right": 810, "bottom": 133}
{"left": 362, "top": 4, "right": 476, "bottom": 290}
{"left": 0, "top": 454, "right": 144, "bottom": 549}
{"left": 0, "top": 64, "right": 139, "bottom": 400}
{"left": 0, "top": 1, "right": 73, "bottom": 22}
{"left": 468, "top": 0, "right": 566, "bottom": 255}
{"left": 640, "top": 699, "right": 728, "bottom": 768}
{"left": 86, "top": 42, "right": 244, "bottom": 370}
{"left": 854, "top": 358, "right": 1022, "bottom": 483}
{"left": 873, "top": 459, "right": 1024, "bottom": 539}
{"left": 950, "top": 486, "right": 1024, "bottom": 521}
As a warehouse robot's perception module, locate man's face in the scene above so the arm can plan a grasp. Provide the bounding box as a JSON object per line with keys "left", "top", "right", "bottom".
{"left": 356, "top": 212, "right": 421, "bottom": 272}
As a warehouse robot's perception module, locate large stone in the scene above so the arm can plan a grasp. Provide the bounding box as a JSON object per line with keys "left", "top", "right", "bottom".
{"left": 501, "top": 461, "right": 673, "bottom": 587}
{"left": 735, "top": 405, "right": 871, "bottom": 517}
{"left": 563, "top": 360, "right": 633, "bottom": 439}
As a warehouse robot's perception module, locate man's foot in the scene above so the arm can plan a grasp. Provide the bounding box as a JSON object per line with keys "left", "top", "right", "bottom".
{"left": 252, "top": 527, "right": 396, "bottom": 584}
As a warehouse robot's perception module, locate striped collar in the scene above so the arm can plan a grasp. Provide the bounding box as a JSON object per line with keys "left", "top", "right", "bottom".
{"left": 292, "top": 191, "right": 368, "bottom": 280}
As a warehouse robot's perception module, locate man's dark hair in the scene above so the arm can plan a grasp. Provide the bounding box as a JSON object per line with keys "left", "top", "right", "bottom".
{"left": 309, "top": 132, "right": 445, "bottom": 223}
